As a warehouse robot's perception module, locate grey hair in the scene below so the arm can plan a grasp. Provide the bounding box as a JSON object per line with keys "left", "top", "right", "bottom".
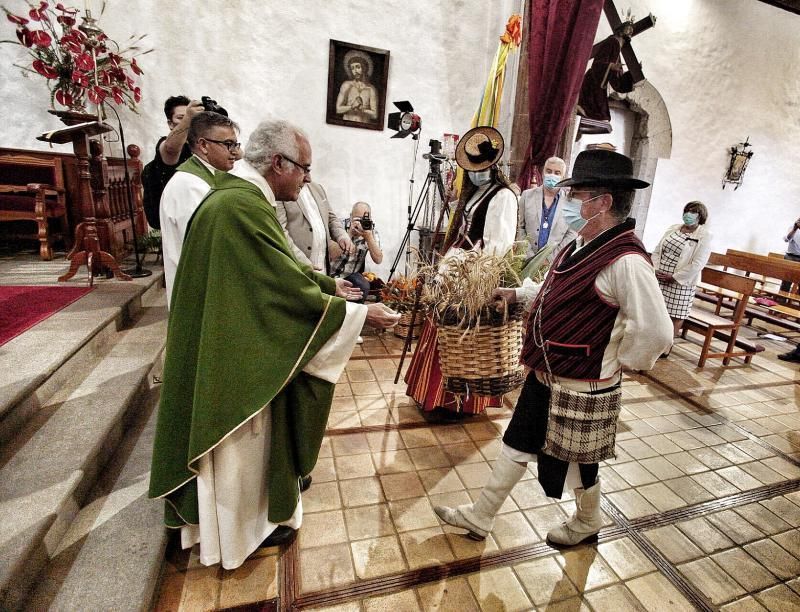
{"left": 351, "top": 201, "right": 371, "bottom": 214}
{"left": 544, "top": 156, "right": 566, "bottom": 174}
{"left": 608, "top": 189, "right": 634, "bottom": 220}
{"left": 244, "top": 119, "right": 308, "bottom": 174}
{"left": 188, "top": 111, "right": 239, "bottom": 148}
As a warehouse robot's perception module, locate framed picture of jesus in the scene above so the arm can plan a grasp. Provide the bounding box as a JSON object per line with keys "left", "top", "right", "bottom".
{"left": 326, "top": 40, "right": 390, "bottom": 131}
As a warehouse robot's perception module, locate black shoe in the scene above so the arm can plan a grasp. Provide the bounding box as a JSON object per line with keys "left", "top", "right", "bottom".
{"left": 777, "top": 350, "right": 800, "bottom": 363}
{"left": 300, "top": 475, "right": 312, "bottom": 492}
{"left": 259, "top": 525, "right": 296, "bottom": 548}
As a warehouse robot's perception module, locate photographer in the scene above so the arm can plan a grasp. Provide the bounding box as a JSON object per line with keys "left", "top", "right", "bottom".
{"left": 330, "top": 201, "right": 383, "bottom": 303}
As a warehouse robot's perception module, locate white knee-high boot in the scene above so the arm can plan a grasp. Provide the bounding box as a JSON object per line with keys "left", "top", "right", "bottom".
{"left": 546, "top": 478, "right": 603, "bottom": 546}
{"left": 433, "top": 453, "right": 527, "bottom": 540}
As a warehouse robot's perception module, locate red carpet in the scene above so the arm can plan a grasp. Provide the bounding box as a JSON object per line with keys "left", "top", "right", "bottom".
{"left": 0, "top": 285, "right": 95, "bottom": 347}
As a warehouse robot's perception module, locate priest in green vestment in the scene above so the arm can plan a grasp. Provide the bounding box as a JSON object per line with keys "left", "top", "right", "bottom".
{"left": 148, "top": 118, "right": 400, "bottom": 569}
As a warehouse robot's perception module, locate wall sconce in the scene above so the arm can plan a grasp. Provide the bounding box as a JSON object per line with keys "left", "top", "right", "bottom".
{"left": 722, "top": 137, "right": 753, "bottom": 190}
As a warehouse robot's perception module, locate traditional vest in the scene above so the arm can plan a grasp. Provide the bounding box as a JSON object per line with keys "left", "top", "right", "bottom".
{"left": 520, "top": 219, "right": 650, "bottom": 381}
{"left": 452, "top": 184, "right": 503, "bottom": 249}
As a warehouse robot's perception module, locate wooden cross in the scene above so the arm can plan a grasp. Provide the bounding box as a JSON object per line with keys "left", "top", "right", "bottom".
{"left": 591, "top": 0, "right": 657, "bottom": 84}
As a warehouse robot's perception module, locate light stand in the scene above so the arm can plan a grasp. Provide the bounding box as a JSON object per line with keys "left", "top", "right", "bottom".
{"left": 387, "top": 137, "right": 448, "bottom": 281}
{"left": 103, "top": 104, "right": 152, "bottom": 278}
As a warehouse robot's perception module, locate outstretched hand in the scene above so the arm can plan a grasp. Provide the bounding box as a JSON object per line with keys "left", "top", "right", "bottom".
{"left": 335, "top": 278, "right": 363, "bottom": 301}
{"left": 365, "top": 303, "right": 402, "bottom": 329}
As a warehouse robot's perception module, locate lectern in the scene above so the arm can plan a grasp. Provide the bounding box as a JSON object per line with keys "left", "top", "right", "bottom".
{"left": 38, "top": 110, "right": 131, "bottom": 284}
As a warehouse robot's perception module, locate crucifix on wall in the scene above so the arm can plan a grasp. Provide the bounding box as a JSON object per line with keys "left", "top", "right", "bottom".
{"left": 576, "top": 0, "right": 656, "bottom": 135}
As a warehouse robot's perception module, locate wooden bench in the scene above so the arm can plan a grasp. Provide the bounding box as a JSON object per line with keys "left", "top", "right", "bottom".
{"left": 0, "top": 154, "right": 70, "bottom": 260}
{"left": 681, "top": 267, "right": 759, "bottom": 367}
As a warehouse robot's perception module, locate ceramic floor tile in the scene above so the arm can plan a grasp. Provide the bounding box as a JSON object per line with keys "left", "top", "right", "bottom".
{"left": 606, "top": 488, "right": 658, "bottom": 519}
{"left": 431, "top": 425, "right": 472, "bottom": 445}
{"left": 362, "top": 589, "right": 421, "bottom": 611}
{"left": 610, "top": 461, "right": 659, "bottom": 487}
{"left": 689, "top": 446, "right": 734, "bottom": 470}
{"left": 761, "top": 498, "right": 800, "bottom": 528}
{"left": 335, "top": 453, "right": 377, "bottom": 480}
{"left": 713, "top": 547, "right": 779, "bottom": 592}
{"left": 380, "top": 471, "right": 426, "bottom": 501}
{"left": 310, "top": 456, "right": 337, "bottom": 483}
{"left": 491, "top": 510, "right": 540, "bottom": 549}
{"left": 359, "top": 409, "right": 397, "bottom": 427}
{"left": 406, "top": 445, "right": 451, "bottom": 470}
{"left": 635, "top": 482, "right": 687, "bottom": 512}
{"left": 676, "top": 516, "right": 736, "bottom": 555}
{"left": 706, "top": 508, "right": 766, "bottom": 545}
{"left": 665, "top": 431, "right": 706, "bottom": 451}
{"left": 344, "top": 503, "right": 396, "bottom": 541}
{"left": 388, "top": 496, "right": 440, "bottom": 533}
{"left": 772, "top": 528, "right": 800, "bottom": 558}
{"left": 177, "top": 566, "right": 221, "bottom": 611}
{"left": 597, "top": 537, "right": 656, "bottom": 580}
{"left": 664, "top": 475, "right": 717, "bottom": 504}
{"left": 720, "top": 596, "right": 770, "bottom": 611}
{"left": 418, "top": 467, "right": 466, "bottom": 495}
{"left": 754, "top": 583, "right": 800, "bottom": 612}
{"left": 441, "top": 441, "right": 485, "bottom": 465}
{"left": 303, "top": 480, "right": 343, "bottom": 513}
{"left": 735, "top": 503, "right": 793, "bottom": 535}
{"left": 398, "top": 526, "right": 456, "bottom": 570}
{"left": 763, "top": 456, "right": 800, "bottom": 479}
{"left": 644, "top": 525, "right": 705, "bottom": 564}
{"left": 524, "top": 503, "right": 569, "bottom": 540}
{"left": 744, "top": 538, "right": 800, "bottom": 580}
{"left": 351, "top": 535, "right": 407, "bottom": 579}
{"left": 398, "top": 428, "right": 440, "bottom": 449}
{"left": 585, "top": 583, "right": 646, "bottom": 611}
{"left": 443, "top": 525, "right": 500, "bottom": 559}
{"left": 299, "top": 510, "right": 349, "bottom": 549}
{"left": 555, "top": 546, "right": 619, "bottom": 591}
{"left": 463, "top": 420, "right": 503, "bottom": 442}
{"left": 714, "top": 442, "right": 761, "bottom": 464}
{"left": 464, "top": 566, "right": 532, "bottom": 612}
{"left": 510, "top": 478, "right": 554, "bottom": 509}
{"left": 691, "top": 470, "right": 742, "bottom": 497}
{"left": 365, "top": 430, "right": 406, "bottom": 452}
{"left": 627, "top": 571, "right": 696, "bottom": 612}
{"left": 332, "top": 433, "right": 373, "bottom": 456}
{"left": 298, "top": 542, "right": 356, "bottom": 593}
{"left": 718, "top": 465, "right": 766, "bottom": 490}
{"left": 513, "top": 555, "right": 578, "bottom": 605}
{"left": 340, "top": 476, "right": 386, "bottom": 507}
{"left": 354, "top": 394, "right": 389, "bottom": 410}
{"left": 417, "top": 577, "right": 481, "bottom": 611}
{"left": 218, "top": 554, "right": 278, "bottom": 608}
{"left": 739, "top": 461, "right": 787, "bottom": 485}
{"left": 679, "top": 557, "right": 746, "bottom": 605}
{"left": 454, "top": 461, "right": 493, "bottom": 489}
{"left": 641, "top": 433, "right": 684, "bottom": 455}
{"left": 665, "top": 451, "right": 711, "bottom": 475}
{"left": 372, "top": 449, "right": 415, "bottom": 474}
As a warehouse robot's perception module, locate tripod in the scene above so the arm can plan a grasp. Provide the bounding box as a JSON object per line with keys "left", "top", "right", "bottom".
{"left": 387, "top": 153, "right": 449, "bottom": 281}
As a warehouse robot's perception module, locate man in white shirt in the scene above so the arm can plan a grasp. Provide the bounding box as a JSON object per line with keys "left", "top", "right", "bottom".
{"left": 434, "top": 149, "right": 672, "bottom": 548}
{"left": 160, "top": 112, "right": 240, "bottom": 307}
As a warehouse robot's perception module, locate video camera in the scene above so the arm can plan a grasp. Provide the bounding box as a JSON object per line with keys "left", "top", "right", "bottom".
{"left": 201, "top": 96, "right": 229, "bottom": 117}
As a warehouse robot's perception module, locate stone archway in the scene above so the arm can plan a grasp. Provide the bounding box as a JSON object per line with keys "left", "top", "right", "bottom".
{"left": 610, "top": 80, "right": 673, "bottom": 239}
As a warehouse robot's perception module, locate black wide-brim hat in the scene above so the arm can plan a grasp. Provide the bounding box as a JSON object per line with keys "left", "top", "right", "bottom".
{"left": 455, "top": 126, "right": 505, "bottom": 171}
{"left": 556, "top": 149, "right": 649, "bottom": 190}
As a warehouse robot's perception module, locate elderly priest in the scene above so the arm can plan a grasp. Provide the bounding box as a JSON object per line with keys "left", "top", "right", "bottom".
{"left": 148, "top": 118, "right": 400, "bottom": 570}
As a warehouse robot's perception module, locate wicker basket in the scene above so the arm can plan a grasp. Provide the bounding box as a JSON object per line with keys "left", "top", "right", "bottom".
{"left": 436, "top": 303, "right": 525, "bottom": 396}
{"left": 393, "top": 308, "right": 424, "bottom": 339}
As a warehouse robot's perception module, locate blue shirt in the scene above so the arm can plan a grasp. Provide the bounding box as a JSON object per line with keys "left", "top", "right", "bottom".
{"left": 537, "top": 191, "right": 561, "bottom": 250}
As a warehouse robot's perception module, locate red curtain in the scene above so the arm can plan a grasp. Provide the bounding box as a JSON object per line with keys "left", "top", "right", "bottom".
{"left": 518, "top": 0, "right": 605, "bottom": 188}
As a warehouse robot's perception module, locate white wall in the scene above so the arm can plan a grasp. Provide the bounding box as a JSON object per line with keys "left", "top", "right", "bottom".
{"left": 0, "top": 0, "right": 521, "bottom": 278}
{"left": 592, "top": 0, "right": 800, "bottom": 254}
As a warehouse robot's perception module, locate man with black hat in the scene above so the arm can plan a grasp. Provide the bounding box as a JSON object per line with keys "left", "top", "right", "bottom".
{"left": 434, "top": 149, "right": 672, "bottom": 547}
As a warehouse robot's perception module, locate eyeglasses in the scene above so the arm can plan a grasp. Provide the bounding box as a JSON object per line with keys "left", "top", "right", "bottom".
{"left": 202, "top": 138, "right": 241, "bottom": 152}
{"left": 281, "top": 155, "right": 312, "bottom": 176}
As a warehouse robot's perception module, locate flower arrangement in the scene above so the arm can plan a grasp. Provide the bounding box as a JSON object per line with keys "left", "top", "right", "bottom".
{"left": 2, "top": 1, "right": 149, "bottom": 111}
{"left": 380, "top": 275, "right": 420, "bottom": 313}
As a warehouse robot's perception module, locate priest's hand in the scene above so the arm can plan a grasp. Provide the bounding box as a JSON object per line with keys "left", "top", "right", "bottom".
{"left": 491, "top": 287, "right": 517, "bottom": 312}
{"left": 335, "top": 278, "right": 363, "bottom": 301}
{"left": 365, "top": 303, "right": 402, "bottom": 329}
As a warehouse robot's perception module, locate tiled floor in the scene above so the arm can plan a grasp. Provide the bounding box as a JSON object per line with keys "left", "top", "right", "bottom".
{"left": 154, "top": 328, "right": 800, "bottom": 611}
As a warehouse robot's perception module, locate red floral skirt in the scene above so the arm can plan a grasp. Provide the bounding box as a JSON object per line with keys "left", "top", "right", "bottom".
{"left": 404, "top": 318, "right": 501, "bottom": 414}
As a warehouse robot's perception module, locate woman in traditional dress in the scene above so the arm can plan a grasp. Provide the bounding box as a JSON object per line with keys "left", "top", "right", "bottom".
{"left": 404, "top": 126, "right": 518, "bottom": 422}
{"left": 651, "top": 201, "right": 712, "bottom": 348}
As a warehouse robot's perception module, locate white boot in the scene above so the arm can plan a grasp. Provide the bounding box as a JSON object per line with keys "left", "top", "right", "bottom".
{"left": 434, "top": 454, "right": 526, "bottom": 540}
{"left": 546, "top": 479, "right": 603, "bottom": 547}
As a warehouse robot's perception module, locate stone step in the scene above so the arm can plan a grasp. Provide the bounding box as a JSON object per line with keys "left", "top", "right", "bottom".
{"left": 0, "top": 287, "right": 167, "bottom": 611}
{"left": 0, "top": 273, "right": 164, "bottom": 446}
{"left": 26, "top": 373, "right": 166, "bottom": 612}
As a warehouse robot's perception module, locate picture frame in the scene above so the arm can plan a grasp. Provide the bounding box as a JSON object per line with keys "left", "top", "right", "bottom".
{"left": 326, "top": 40, "right": 390, "bottom": 131}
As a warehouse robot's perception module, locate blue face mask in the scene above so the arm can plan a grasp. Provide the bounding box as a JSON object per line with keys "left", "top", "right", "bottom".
{"left": 682, "top": 212, "right": 699, "bottom": 226}
{"left": 561, "top": 195, "right": 603, "bottom": 232}
{"left": 543, "top": 174, "right": 561, "bottom": 190}
{"left": 468, "top": 170, "right": 492, "bottom": 186}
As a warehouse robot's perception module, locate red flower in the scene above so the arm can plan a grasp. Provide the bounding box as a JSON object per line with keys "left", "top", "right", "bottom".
{"left": 88, "top": 86, "right": 106, "bottom": 104}
{"left": 56, "top": 14, "right": 75, "bottom": 26}
{"left": 32, "top": 59, "right": 58, "bottom": 78}
{"left": 29, "top": 29, "right": 52, "bottom": 47}
{"left": 130, "top": 57, "right": 142, "bottom": 75}
{"left": 55, "top": 3, "right": 78, "bottom": 13}
{"left": 111, "top": 86, "right": 123, "bottom": 104}
{"left": 6, "top": 12, "right": 29, "bottom": 25}
{"left": 133, "top": 86, "right": 141, "bottom": 103}
{"left": 16, "top": 26, "right": 32, "bottom": 46}
{"left": 59, "top": 33, "right": 82, "bottom": 53}
{"left": 74, "top": 52, "right": 94, "bottom": 71}
{"left": 55, "top": 87, "right": 73, "bottom": 107}
{"left": 71, "top": 69, "right": 88, "bottom": 87}
{"left": 28, "top": 1, "right": 50, "bottom": 22}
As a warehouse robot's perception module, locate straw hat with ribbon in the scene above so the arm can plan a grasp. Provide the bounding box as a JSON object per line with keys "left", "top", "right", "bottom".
{"left": 455, "top": 126, "right": 504, "bottom": 171}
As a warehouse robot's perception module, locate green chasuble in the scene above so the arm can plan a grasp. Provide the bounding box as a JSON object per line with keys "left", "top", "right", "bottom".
{"left": 176, "top": 155, "right": 215, "bottom": 186}
{"left": 148, "top": 172, "right": 346, "bottom": 527}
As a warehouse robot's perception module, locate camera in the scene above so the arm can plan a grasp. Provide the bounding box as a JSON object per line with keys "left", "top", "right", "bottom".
{"left": 201, "top": 96, "right": 229, "bottom": 117}
{"left": 359, "top": 213, "right": 373, "bottom": 230}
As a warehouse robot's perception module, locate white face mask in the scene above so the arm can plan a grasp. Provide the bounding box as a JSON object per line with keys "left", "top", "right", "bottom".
{"left": 468, "top": 170, "right": 492, "bottom": 186}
